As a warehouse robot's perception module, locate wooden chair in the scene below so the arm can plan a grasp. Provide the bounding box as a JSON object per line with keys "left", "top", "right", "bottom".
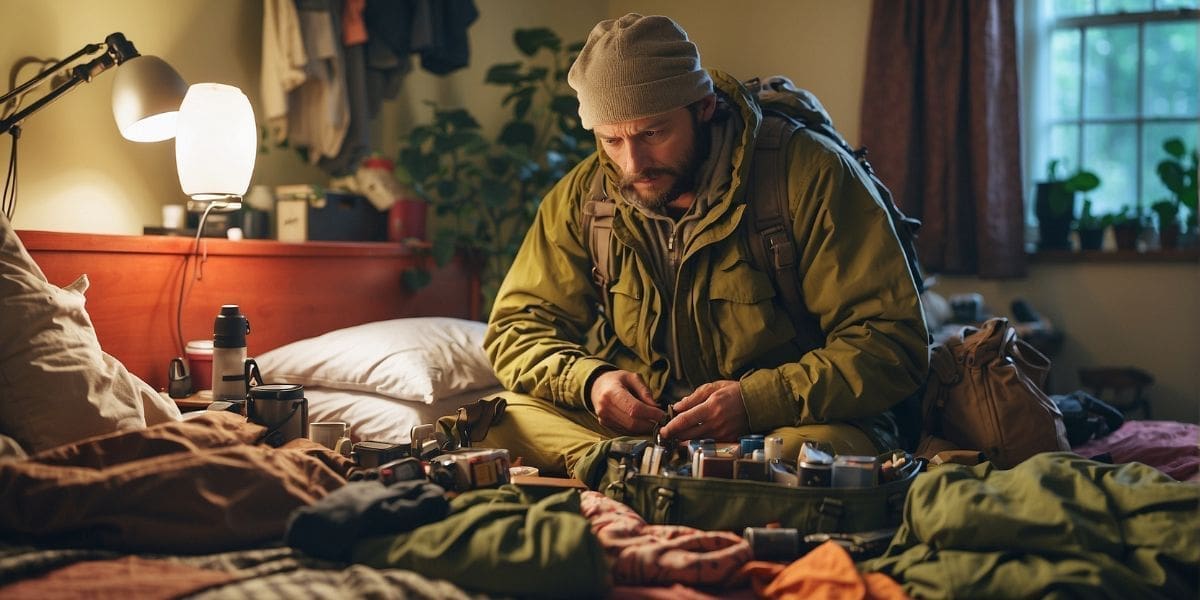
{"left": 1077, "top": 367, "right": 1154, "bottom": 419}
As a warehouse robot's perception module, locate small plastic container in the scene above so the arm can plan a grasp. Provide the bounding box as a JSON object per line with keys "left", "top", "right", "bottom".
{"left": 185, "top": 340, "right": 214, "bottom": 391}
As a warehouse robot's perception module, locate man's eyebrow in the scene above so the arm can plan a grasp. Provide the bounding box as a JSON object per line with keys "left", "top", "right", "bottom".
{"left": 599, "top": 117, "right": 674, "bottom": 139}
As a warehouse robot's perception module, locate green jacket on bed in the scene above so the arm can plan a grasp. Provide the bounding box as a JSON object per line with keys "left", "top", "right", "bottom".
{"left": 485, "top": 70, "right": 929, "bottom": 432}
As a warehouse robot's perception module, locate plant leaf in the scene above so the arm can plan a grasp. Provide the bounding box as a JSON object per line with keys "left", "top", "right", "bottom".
{"left": 1163, "top": 137, "right": 1186, "bottom": 159}
{"left": 431, "top": 235, "right": 457, "bottom": 266}
{"left": 500, "top": 121, "right": 536, "bottom": 147}
{"left": 514, "top": 95, "right": 532, "bottom": 120}
{"left": 514, "top": 28, "right": 561, "bottom": 56}
{"left": 401, "top": 268, "right": 432, "bottom": 291}
{"left": 550, "top": 94, "right": 579, "bottom": 117}
{"left": 486, "top": 63, "right": 523, "bottom": 84}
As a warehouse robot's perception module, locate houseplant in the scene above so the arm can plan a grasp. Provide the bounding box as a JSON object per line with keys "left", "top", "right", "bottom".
{"left": 1035, "top": 160, "right": 1100, "bottom": 250}
{"left": 1154, "top": 137, "right": 1198, "bottom": 249}
{"left": 1109, "top": 206, "right": 1143, "bottom": 252}
{"left": 1075, "top": 199, "right": 1107, "bottom": 251}
{"left": 394, "top": 28, "right": 594, "bottom": 311}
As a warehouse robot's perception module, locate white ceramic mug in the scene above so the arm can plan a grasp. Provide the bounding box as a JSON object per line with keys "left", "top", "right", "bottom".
{"left": 309, "top": 421, "right": 352, "bottom": 456}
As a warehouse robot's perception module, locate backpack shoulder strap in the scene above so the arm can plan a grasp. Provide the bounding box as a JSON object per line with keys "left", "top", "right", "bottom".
{"left": 583, "top": 170, "right": 616, "bottom": 315}
{"left": 748, "top": 114, "right": 824, "bottom": 351}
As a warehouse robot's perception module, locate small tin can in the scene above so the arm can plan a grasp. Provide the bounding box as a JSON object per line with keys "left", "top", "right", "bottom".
{"left": 739, "top": 434, "right": 766, "bottom": 457}
{"left": 797, "top": 459, "right": 832, "bottom": 487}
{"left": 832, "top": 455, "right": 878, "bottom": 488}
{"left": 743, "top": 527, "right": 800, "bottom": 561}
{"left": 764, "top": 435, "right": 784, "bottom": 461}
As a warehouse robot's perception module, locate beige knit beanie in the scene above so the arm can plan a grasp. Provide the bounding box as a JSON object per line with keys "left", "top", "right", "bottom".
{"left": 568, "top": 13, "right": 713, "bottom": 130}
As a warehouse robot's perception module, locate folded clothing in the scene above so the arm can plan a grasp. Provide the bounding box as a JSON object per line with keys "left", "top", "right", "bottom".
{"left": 286, "top": 480, "right": 449, "bottom": 561}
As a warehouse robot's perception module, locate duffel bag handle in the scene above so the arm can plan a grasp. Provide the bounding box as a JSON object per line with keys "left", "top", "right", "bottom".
{"left": 652, "top": 487, "right": 676, "bottom": 524}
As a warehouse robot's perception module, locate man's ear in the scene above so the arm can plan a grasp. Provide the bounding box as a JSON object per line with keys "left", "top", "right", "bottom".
{"left": 697, "top": 94, "right": 718, "bottom": 122}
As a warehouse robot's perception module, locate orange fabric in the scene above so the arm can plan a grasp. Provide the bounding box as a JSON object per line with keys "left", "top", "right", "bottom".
{"left": 0, "top": 556, "right": 236, "bottom": 600}
{"left": 739, "top": 542, "right": 908, "bottom": 600}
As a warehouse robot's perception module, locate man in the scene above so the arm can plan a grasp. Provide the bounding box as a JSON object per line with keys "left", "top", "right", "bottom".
{"left": 481, "top": 14, "right": 929, "bottom": 477}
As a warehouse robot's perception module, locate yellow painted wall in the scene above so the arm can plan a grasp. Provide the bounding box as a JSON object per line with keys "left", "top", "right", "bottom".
{"left": 2, "top": 0, "right": 1196, "bottom": 421}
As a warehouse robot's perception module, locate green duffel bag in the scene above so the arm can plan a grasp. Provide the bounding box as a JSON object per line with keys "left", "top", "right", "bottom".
{"left": 573, "top": 437, "right": 920, "bottom": 534}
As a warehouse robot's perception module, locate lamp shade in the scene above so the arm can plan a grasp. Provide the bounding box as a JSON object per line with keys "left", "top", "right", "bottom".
{"left": 175, "top": 83, "right": 257, "bottom": 200}
{"left": 111, "top": 54, "right": 188, "bottom": 142}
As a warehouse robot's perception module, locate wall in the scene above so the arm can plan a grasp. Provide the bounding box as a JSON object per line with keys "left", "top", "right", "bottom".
{"left": 3, "top": 0, "right": 1195, "bottom": 421}
{"left": 0, "top": 0, "right": 604, "bottom": 234}
{"left": 934, "top": 262, "right": 1199, "bottom": 423}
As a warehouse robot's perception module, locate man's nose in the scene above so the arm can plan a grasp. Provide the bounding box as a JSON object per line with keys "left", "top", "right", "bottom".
{"left": 623, "top": 143, "right": 649, "bottom": 175}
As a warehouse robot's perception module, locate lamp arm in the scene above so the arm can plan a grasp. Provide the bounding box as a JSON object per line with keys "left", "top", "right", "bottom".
{"left": 0, "top": 33, "right": 140, "bottom": 136}
{"left": 0, "top": 43, "right": 100, "bottom": 107}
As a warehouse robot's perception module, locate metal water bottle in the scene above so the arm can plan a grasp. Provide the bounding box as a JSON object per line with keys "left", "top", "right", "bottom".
{"left": 212, "top": 304, "right": 250, "bottom": 402}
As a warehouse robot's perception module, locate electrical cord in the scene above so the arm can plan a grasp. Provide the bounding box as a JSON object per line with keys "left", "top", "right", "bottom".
{"left": 2, "top": 128, "right": 16, "bottom": 220}
{"left": 173, "top": 201, "right": 220, "bottom": 357}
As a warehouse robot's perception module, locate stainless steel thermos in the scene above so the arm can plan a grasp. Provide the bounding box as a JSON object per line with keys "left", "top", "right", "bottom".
{"left": 212, "top": 304, "right": 250, "bottom": 402}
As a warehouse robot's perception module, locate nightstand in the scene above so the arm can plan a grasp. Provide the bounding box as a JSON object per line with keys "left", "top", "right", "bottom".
{"left": 159, "top": 390, "right": 213, "bottom": 412}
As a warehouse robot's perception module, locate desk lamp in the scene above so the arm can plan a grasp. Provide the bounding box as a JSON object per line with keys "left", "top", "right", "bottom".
{"left": 169, "top": 82, "right": 257, "bottom": 397}
{"left": 1, "top": 33, "right": 187, "bottom": 218}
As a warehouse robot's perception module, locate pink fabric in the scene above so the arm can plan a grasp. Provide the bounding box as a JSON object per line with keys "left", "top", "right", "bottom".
{"left": 1072, "top": 420, "right": 1199, "bottom": 481}
{"left": 579, "top": 491, "right": 753, "bottom": 587}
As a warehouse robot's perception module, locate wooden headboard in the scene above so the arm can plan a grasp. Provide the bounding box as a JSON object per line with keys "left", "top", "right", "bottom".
{"left": 20, "top": 230, "right": 481, "bottom": 391}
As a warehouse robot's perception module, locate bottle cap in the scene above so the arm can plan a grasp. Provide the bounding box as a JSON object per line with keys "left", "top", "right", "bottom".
{"left": 213, "top": 304, "right": 250, "bottom": 348}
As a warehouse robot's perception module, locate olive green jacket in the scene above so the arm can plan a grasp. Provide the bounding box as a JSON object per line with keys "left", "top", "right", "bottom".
{"left": 485, "top": 71, "right": 929, "bottom": 432}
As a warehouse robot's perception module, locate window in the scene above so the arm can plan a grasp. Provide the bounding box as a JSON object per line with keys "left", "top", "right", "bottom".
{"left": 1021, "top": 0, "right": 1198, "bottom": 224}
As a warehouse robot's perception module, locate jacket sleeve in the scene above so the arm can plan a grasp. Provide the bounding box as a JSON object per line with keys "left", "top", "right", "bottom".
{"left": 739, "top": 133, "right": 930, "bottom": 430}
{"left": 483, "top": 158, "right": 614, "bottom": 410}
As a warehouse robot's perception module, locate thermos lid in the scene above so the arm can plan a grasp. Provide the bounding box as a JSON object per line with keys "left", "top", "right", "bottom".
{"left": 248, "top": 383, "right": 304, "bottom": 400}
{"left": 213, "top": 304, "right": 250, "bottom": 348}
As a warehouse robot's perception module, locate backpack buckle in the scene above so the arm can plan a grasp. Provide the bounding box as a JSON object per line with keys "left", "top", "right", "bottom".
{"left": 763, "top": 226, "right": 795, "bottom": 270}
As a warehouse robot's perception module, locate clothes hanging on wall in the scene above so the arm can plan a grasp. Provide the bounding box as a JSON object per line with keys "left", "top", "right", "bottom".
{"left": 261, "top": 0, "right": 478, "bottom": 175}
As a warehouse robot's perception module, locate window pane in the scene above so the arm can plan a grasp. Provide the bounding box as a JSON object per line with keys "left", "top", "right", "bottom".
{"left": 1144, "top": 21, "right": 1198, "bottom": 116}
{"left": 1098, "top": 0, "right": 1153, "bottom": 12}
{"left": 1084, "top": 25, "right": 1140, "bottom": 118}
{"left": 1053, "top": 0, "right": 1094, "bottom": 17}
{"left": 1156, "top": 0, "right": 1199, "bottom": 9}
{"left": 1050, "top": 29, "right": 1082, "bottom": 118}
{"left": 1082, "top": 123, "right": 1138, "bottom": 216}
{"left": 1048, "top": 124, "right": 1082, "bottom": 179}
{"left": 1142, "top": 121, "right": 1199, "bottom": 207}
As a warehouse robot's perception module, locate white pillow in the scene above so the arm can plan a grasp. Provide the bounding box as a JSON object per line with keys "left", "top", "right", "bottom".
{"left": 254, "top": 317, "right": 499, "bottom": 404}
{"left": 0, "top": 214, "right": 182, "bottom": 454}
{"left": 304, "top": 386, "right": 503, "bottom": 444}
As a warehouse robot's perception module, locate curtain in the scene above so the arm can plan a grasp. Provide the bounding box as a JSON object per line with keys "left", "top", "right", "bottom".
{"left": 860, "top": 0, "right": 1025, "bottom": 278}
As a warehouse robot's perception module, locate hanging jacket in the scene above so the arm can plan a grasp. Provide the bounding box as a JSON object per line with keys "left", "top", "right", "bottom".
{"left": 484, "top": 70, "right": 929, "bottom": 432}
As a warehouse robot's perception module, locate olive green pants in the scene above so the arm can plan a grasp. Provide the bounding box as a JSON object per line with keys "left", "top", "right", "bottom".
{"left": 479, "top": 391, "right": 881, "bottom": 478}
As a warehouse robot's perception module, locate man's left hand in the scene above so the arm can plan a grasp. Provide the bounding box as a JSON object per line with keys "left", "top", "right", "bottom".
{"left": 659, "top": 380, "right": 750, "bottom": 442}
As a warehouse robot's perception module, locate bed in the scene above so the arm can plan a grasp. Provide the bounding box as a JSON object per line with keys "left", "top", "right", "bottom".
{"left": 3, "top": 222, "right": 1198, "bottom": 599}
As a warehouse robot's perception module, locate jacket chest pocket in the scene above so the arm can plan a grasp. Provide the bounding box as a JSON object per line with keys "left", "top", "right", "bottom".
{"left": 608, "top": 273, "right": 648, "bottom": 352}
{"left": 707, "top": 257, "right": 792, "bottom": 369}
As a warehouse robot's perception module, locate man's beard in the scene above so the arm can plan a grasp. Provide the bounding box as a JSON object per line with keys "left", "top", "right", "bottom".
{"left": 617, "top": 117, "right": 711, "bottom": 211}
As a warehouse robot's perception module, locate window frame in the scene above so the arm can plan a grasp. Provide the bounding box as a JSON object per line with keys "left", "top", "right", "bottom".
{"left": 1019, "top": 1, "right": 1199, "bottom": 228}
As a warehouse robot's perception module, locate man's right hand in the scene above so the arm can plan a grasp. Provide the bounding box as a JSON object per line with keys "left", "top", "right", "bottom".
{"left": 589, "top": 370, "right": 666, "bottom": 435}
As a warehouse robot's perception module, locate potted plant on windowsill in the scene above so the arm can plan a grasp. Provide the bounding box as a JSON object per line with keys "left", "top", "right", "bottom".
{"left": 1109, "top": 206, "right": 1143, "bottom": 252}
{"left": 1075, "top": 199, "right": 1106, "bottom": 251}
{"left": 1155, "top": 137, "right": 1198, "bottom": 249}
{"left": 1035, "top": 160, "right": 1100, "bottom": 250}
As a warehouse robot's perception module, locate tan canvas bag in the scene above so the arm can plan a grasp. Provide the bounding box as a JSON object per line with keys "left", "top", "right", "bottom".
{"left": 917, "top": 318, "right": 1070, "bottom": 469}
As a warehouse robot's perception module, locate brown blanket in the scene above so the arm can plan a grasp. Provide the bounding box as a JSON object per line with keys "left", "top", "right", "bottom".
{"left": 0, "top": 412, "right": 350, "bottom": 553}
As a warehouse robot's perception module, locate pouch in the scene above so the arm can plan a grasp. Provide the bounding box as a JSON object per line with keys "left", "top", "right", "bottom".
{"left": 574, "top": 438, "right": 918, "bottom": 534}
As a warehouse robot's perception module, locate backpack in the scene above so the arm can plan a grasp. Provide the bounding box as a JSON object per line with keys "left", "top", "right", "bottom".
{"left": 582, "top": 76, "right": 925, "bottom": 338}
{"left": 917, "top": 318, "right": 1071, "bottom": 469}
